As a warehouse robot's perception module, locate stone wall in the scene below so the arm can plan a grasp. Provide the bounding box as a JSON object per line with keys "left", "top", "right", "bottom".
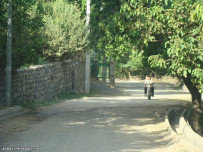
{"left": 0, "top": 60, "right": 85, "bottom": 105}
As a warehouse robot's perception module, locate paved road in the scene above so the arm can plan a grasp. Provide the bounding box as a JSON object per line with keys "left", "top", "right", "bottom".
{"left": 0, "top": 81, "right": 198, "bottom": 152}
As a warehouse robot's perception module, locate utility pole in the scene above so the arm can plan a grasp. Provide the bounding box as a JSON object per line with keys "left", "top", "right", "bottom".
{"left": 6, "top": 0, "right": 12, "bottom": 107}
{"left": 85, "top": 0, "right": 91, "bottom": 94}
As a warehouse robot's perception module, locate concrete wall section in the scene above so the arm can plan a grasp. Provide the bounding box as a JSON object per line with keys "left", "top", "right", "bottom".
{"left": 179, "top": 109, "right": 203, "bottom": 151}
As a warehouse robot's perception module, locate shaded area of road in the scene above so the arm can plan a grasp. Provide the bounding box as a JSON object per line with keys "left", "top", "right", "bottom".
{"left": 0, "top": 80, "right": 196, "bottom": 152}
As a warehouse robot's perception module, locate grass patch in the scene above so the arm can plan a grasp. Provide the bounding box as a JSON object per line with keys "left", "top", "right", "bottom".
{"left": 20, "top": 92, "right": 88, "bottom": 111}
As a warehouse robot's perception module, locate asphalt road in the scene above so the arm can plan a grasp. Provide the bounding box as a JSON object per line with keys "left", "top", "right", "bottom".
{"left": 0, "top": 80, "right": 197, "bottom": 152}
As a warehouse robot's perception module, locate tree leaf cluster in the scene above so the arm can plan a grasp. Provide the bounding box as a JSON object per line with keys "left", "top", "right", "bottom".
{"left": 0, "top": 0, "right": 44, "bottom": 70}
{"left": 43, "top": 0, "right": 88, "bottom": 61}
{"left": 0, "top": 0, "right": 87, "bottom": 70}
{"left": 87, "top": 0, "right": 202, "bottom": 92}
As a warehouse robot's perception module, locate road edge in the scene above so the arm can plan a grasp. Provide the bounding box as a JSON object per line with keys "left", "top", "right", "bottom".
{"left": 179, "top": 109, "right": 203, "bottom": 151}
{"left": 0, "top": 106, "right": 30, "bottom": 122}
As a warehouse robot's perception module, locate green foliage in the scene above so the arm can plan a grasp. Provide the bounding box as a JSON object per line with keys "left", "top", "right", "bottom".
{"left": 0, "top": 0, "right": 45, "bottom": 70}
{"left": 148, "top": 0, "right": 203, "bottom": 92}
{"left": 89, "top": 0, "right": 202, "bottom": 91}
{"left": 191, "top": 1, "right": 203, "bottom": 39}
{"left": 89, "top": 0, "right": 169, "bottom": 77}
{"left": 0, "top": 0, "right": 201, "bottom": 91}
{"left": 68, "top": 0, "right": 87, "bottom": 17}
{"left": 43, "top": 0, "right": 88, "bottom": 61}
{"left": 115, "top": 51, "right": 144, "bottom": 78}
{"left": 0, "top": 0, "right": 87, "bottom": 70}
{"left": 0, "top": 1, "right": 7, "bottom": 70}
{"left": 89, "top": 0, "right": 121, "bottom": 55}
{"left": 125, "top": 51, "right": 145, "bottom": 72}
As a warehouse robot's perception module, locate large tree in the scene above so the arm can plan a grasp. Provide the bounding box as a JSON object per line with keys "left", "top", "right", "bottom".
{"left": 154, "top": 0, "right": 202, "bottom": 133}
{"left": 91, "top": 0, "right": 202, "bottom": 134}
{"left": 148, "top": 0, "right": 203, "bottom": 134}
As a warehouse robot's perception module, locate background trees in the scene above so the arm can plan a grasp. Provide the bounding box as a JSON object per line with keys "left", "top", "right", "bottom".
{"left": 88, "top": 0, "right": 202, "bottom": 96}
{"left": 88, "top": 0, "right": 202, "bottom": 134}
{"left": 0, "top": 0, "right": 87, "bottom": 70}
{"left": 0, "top": 0, "right": 45, "bottom": 70}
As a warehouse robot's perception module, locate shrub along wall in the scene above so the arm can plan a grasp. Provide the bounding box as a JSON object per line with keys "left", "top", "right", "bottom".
{"left": 0, "top": 60, "right": 85, "bottom": 105}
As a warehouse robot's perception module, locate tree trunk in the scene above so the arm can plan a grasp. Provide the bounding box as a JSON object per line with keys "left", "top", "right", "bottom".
{"left": 182, "top": 75, "right": 203, "bottom": 135}
{"left": 128, "top": 72, "right": 132, "bottom": 80}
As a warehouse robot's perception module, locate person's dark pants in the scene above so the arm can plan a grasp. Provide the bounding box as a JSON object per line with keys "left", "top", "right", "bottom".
{"left": 151, "top": 86, "right": 154, "bottom": 96}
{"left": 144, "top": 86, "right": 154, "bottom": 96}
{"left": 144, "top": 87, "right": 147, "bottom": 95}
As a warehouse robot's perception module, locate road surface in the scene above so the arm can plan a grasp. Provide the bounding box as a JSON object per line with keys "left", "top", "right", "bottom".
{"left": 0, "top": 80, "right": 198, "bottom": 152}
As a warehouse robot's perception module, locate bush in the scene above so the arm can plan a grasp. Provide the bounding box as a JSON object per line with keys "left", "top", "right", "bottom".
{"left": 43, "top": 0, "right": 88, "bottom": 61}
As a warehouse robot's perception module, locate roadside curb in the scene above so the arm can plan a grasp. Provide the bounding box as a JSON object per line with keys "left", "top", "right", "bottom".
{"left": 165, "top": 108, "right": 177, "bottom": 137}
{"left": 179, "top": 109, "right": 203, "bottom": 151}
{"left": 165, "top": 108, "right": 203, "bottom": 152}
{"left": 0, "top": 106, "right": 30, "bottom": 122}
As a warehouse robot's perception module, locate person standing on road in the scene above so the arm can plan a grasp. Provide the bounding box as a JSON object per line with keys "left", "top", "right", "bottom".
{"left": 144, "top": 76, "right": 154, "bottom": 97}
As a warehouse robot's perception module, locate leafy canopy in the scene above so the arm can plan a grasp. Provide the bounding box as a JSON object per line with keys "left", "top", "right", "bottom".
{"left": 43, "top": 0, "right": 88, "bottom": 61}
{"left": 0, "top": 0, "right": 88, "bottom": 69}
{"left": 0, "top": 0, "right": 45, "bottom": 69}
{"left": 90, "top": 0, "right": 202, "bottom": 91}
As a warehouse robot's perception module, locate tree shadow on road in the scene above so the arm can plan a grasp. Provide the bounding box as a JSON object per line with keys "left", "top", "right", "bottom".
{"left": 57, "top": 106, "right": 175, "bottom": 152}
{"left": 0, "top": 80, "right": 189, "bottom": 152}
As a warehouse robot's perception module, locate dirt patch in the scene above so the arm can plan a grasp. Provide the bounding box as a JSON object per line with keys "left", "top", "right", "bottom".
{"left": 0, "top": 112, "right": 45, "bottom": 133}
{"left": 0, "top": 105, "right": 6, "bottom": 110}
